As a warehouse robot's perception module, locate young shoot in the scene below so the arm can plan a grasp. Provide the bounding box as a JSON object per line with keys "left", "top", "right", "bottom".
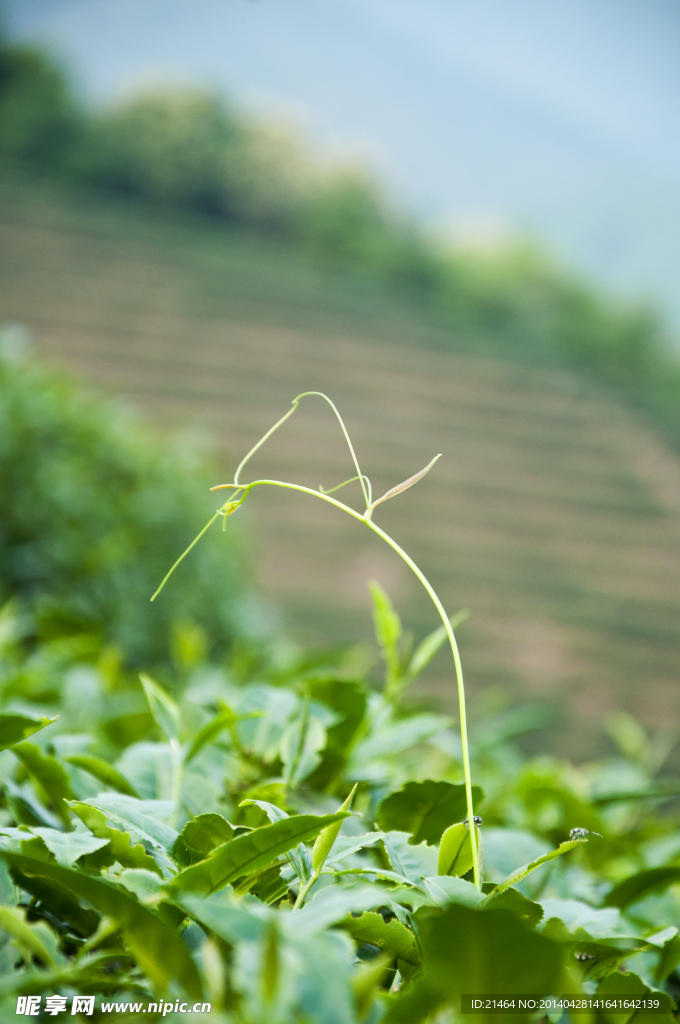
{"left": 151, "top": 391, "right": 481, "bottom": 887}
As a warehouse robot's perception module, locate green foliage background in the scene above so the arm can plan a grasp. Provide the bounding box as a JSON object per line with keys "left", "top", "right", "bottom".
{"left": 0, "top": 349, "right": 251, "bottom": 667}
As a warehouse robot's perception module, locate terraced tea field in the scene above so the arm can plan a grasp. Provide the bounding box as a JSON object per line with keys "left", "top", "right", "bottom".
{"left": 2, "top": 174, "right": 680, "bottom": 758}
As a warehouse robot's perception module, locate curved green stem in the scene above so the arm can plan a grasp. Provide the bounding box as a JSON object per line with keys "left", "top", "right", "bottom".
{"left": 233, "top": 479, "right": 481, "bottom": 888}
{"left": 152, "top": 394, "right": 480, "bottom": 886}
{"left": 234, "top": 392, "right": 371, "bottom": 510}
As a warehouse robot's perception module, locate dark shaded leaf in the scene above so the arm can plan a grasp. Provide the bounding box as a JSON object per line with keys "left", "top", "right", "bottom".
{"left": 7, "top": 861, "right": 100, "bottom": 938}
{"left": 378, "top": 781, "right": 483, "bottom": 846}
{"left": 384, "top": 903, "right": 563, "bottom": 1023}
{"left": 1, "top": 852, "right": 201, "bottom": 998}
{"left": 482, "top": 887, "right": 543, "bottom": 927}
{"left": 596, "top": 970, "right": 673, "bottom": 1023}
{"left": 306, "top": 678, "right": 367, "bottom": 789}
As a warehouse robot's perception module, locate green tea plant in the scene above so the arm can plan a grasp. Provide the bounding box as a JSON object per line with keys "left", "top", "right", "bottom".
{"left": 0, "top": 396, "right": 679, "bottom": 1022}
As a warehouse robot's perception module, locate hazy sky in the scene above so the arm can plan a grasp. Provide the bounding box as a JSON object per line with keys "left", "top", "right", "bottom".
{"left": 5, "top": 0, "right": 680, "bottom": 326}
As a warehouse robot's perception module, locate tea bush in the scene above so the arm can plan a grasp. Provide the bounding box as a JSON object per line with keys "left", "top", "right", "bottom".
{"left": 0, "top": 579, "right": 679, "bottom": 1022}
{"left": 0, "top": 346, "right": 250, "bottom": 667}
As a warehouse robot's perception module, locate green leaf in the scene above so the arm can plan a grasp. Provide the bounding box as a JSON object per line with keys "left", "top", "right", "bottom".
{"left": 169, "top": 812, "right": 350, "bottom": 894}
{"left": 488, "top": 840, "right": 581, "bottom": 897}
{"left": 140, "top": 673, "right": 180, "bottom": 741}
{"left": 178, "top": 889, "right": 264, "bottom": 945}
{"left": 69, "top": 801, "right": 161, "bottom": 875}
{"left": 305, "top": 678, "right": 367, "bottom": 790}
{"left": 482, "top": 829, "right": 552, "bottom": 897}
{"left": 64, "top": 755, "right": 140, "bottom": 798}
{"left": 280, "top": 709, "right": 326, "bottom": 787}
{"left": 312, "top": 785, "right": 357, "bottom": 875}
{"left": 420, "top": 875, "right": 485, "bottom": 910}
{"left": 184, "top": 709, "right": 256, "bottom": 764}
{"left": 0, "top": 713, "right": 57, "bottom": 752}
{"left": 539, "top": 899, "right": 641, "bottom": 942}
{"left": 77, "top": 794, "right": 178, "bottom": 853}
{"left": 0, "top": 906, "right": 58, "bottom": 965}
{"left": 180, "top": 813, "right": 235, "bottom": 858}
{"left": 290, "top": 883, "right": 390, "bottom": 935}
{"left": 11, "top": 743, "right": 74, "bottom": 827}
{"left": 1, "top": 851, "right": 201, "bottom": 997}
{"left": 369, "top": 580, "right": 402, "bottom": 691}
{"left": 438, "top": 823, "right": 481, "bottom": 878}
{"left": 338, "top": 911, "right": 418, "bottom": 964}
{"left": 656, "top": 934, "right": 680, "bottom": 982}
{"left": 406, "top": 609, "right": 469, "bottom": 682}
{"left": 349, "top": 714, "right": 450, "bottom": 767}
{"left": 482, "top": 887, "right": 544, "bottom": 927}
{"left": 118, "top": 868, "right": 166, "bottom": 903}
{"left": 378, "top": 780, "right": 483, "bottom": 846}
{"left": 239, "top": 799, "right": 288, "bottom": 823}
{"left": 325, "top": 832, "right": 384, "bottom": 865}
{"left": 27, "top": 828, "right": 110, "bottom": 868}
{"left": 383, "top": 902, "right": 562, "bottom": 1024}
{"left": 603, "top": 868, "right": 680, "bottom": 910}
{"left": 596, "top": 971, "right": 674, "bottom": 1023}
{"left": 383, "top": 831, "right": 438, "bottom": 884}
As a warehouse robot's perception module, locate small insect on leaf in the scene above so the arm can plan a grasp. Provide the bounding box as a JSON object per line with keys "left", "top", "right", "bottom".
{"left": 569, "top": 828, "right": 603, "bottom": 841}
{"left": 367, "top": 455, "right": 441, "bottom": 516}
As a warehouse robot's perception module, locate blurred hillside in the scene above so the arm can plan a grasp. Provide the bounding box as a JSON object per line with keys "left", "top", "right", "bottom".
{"left": 5, "top": 0, "right": 680, "bottom": 327}
{"left": 2, "top": 171, "right": 680, "bottom": 762}
{"left": 2, "top": 36, "right": 680, "bottom": 759}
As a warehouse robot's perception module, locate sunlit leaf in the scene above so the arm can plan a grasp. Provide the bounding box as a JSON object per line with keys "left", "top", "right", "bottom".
{"left": 140, "top": 673, "right": 180, "bottom": 742}
{"left": 438, "top": 823, "right": 481, "bottom": 878}
{"left": 0, "top": 713, "right": 57, "bottom": 752}
{"left": 69, "top": 801, "right": 161, "bottom": 875}
{"left": 0, "top": 906, "right": 60, "bottom": 966}
{"left": 77, "top": 794, "right": 178, "bottom": 854}
{"left": 169, "top": 812, "right": 350, "bottom": 894}
{"left": 27, "top": 828, "right": 109, "bottom": 868}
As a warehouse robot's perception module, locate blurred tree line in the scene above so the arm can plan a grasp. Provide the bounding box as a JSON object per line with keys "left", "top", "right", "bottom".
{"left": 2, "top": 34, "right": 680, "bottom": 443}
